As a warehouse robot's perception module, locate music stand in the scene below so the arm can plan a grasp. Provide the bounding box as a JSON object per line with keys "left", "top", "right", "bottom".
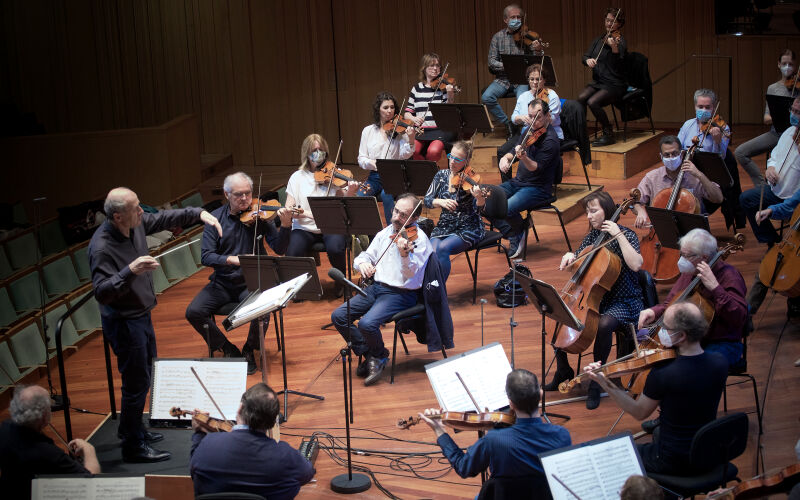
{"left": 428, "top": 103, "right": 495, "bottom": 138}
{"left": 645, "top": 207, "right": 711, "bottom": 250}
{"left": 237, "top": 255, "right": 325, "bottom": 419}
{"left": 500, "top": 54, "right": 558, "bottom": 87}
{"left": 376, "top": 159, "right": 438, "bottom": 197}
{"left": 766, "top": 95, "right": 794, "bottom": 134}
{"left": 515, "top": 274, "right": 580, "bottom": 423}
{"left": 692, "top": 151, "right": 734, "bottom": 188}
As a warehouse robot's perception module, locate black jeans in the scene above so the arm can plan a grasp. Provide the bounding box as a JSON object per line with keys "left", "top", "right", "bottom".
{"left": 286, "top": 229, "right": 347, "bottom": 275}
{"left": 185, "top": 277, "right": 261, "bottom": 351}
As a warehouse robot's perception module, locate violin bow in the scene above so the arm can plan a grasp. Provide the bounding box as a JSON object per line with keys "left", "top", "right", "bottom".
{"left": 252, "top": 172, "right": 263, "bottom": 255}
{"left": 762, "top": 126, "right": 800, "bottom": 212}
{"left": 593, "top": 8, "right": 622, "bottom": 61}
{"left": 371, "top": 198, "right": 423, "bottom": 270}
{"left": 190, "top": 366, "right": 228, "bottom": 421}
{"left": 382, "top": 97, "right": 408, "bottom": 160}
{"left": 324, "top": 139, "right": 345, "bottom": 196}
{"left": 562, "top": 230, "right": 626, "bottom": 269}
{"left": 510, "top": 110, "right": 542, "bottom": 167}
{"left": 455, "top": 371, "right": 484, "bottom": 413}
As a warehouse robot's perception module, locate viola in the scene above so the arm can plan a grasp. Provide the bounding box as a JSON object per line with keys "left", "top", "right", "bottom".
{"left": 536, "top": 86, "right": 550, "bottom": 104}
{"left": 430, "top": 72, "right": 461, "bottom": 94}
{"left": 448, "top": 165, "right": 491, "bottom": 197}
{"left": 694, "top": 114, "right": 731, "bottom": 144}
{"left": 383, "top": 114, "right": 416, "bottom": 139}
{"left": 559, "top": 348, "right": 676, "bottom": 393}
{"left": 553, "top": 190, "right": 640, "bottom": 354}
{"left": 639, "top": 150, "right": 700, "bottom": 284}
{"left": 513, "top": 26, "right": 550, "bottom": 49}
{"left": 784, "top": 72, "right": 800, "bottom": 92}
{"left": 170, "top": 407, "right": 234, "bottom": 433}
{"left": 397, "top": 410, "right": 516, "bottom": 432}
{"left": 239, "top": 199, "right": 302, "bottom": 226}
{"left": 313, "top": 162, "right": 371, "bottom": 194}
{"left": 758, "top": 203, "right": 800, "bottom": 297}
{"left": 703, "top": 463, "right": 800, "bottom": 499}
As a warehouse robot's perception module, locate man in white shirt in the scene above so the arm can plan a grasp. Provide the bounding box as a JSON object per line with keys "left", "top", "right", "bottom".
{"left": 330, "top": 193, "right": 432, "bottom": 385}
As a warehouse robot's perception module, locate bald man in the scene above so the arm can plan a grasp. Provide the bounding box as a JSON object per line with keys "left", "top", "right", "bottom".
{"left": 0, "top": 385, "right": 100, "bottom": 499}
{"left": 89, "top": 187, "right": 221, "bottom": 463}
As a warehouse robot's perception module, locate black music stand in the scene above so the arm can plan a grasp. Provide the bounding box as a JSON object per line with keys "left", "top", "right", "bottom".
{"left": 500, "top": 53, "right": 558, "bottom": 87}
{"left": 766, "top": 95, "right": 794, "bottom": 134}
{"left": 692, "top": 151, "right": 734, "bottom": 189}
{"left": 237, "top": 256, "right": 325, "bottom": 420}
{"left": 645, "top": 207, "right": 711, "bottom": 250}
{"left": 376, "top": 159, "right": 438, "bottom": 197}
{"left": 515, "top": 274, "right": 579, "bottom": 423}
{"left": 428, "top": 103, "right": 494, "bottom": 138}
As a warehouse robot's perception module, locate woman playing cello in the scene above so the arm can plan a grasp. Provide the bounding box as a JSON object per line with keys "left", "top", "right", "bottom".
{"left": 546, "top": 191, "right": 643, "bottom": 410}
{"left": 403, "top": 53, "right": 456, "bottom": 163}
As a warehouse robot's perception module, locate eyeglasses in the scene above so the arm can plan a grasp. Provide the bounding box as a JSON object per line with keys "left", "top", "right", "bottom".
{"left": 660, "top": 151, "right": 681, "bottom": 159}
{"left": 230, "top": 191, "right": 252, "bottom": 199}
{"left": 392, "top": 207, "right": 412, "bottom": 219}
{"left": 679, "top": 251, "right": 699, "bottom": 260}
{"left": 447, "top": 154, "right": 466, "bottom": 163}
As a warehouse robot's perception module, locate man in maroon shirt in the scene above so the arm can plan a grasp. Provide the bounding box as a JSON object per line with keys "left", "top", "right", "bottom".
{"left": 638, "top": 228, "right": 747, "bottom": 367}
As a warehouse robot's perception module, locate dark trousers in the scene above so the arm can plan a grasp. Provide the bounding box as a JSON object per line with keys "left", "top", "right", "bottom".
{"left": 185, "top": 278, "right": 261, "bottom": 351}
{"left": 331, "top": 282, "right": 418, "bottom": 358}
{"left": 553, "top": 314, "right": 623, "bottom": 373}
{"left": 703, "top": 149, "right": 745, "bottom": 229}
{"left": 286, "top": 229, "right": 347, "bottom": 275}
{"left": 740, "top": 186, "right": 784, "bottom": 244}
{"left": 577, "top": 86, "right": 622, "bottom": 131}
{"left": 101, "top": 313, "right": 156, "bottom": 449}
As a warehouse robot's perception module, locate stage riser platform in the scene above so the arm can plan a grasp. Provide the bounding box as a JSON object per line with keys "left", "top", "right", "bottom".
{"left": 588, "top": 130, "right": 664, "bottom": 180}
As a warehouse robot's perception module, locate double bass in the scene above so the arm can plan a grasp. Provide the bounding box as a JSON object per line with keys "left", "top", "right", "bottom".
{"left": 553, "top": 190, "right": 639, "bottom": 354}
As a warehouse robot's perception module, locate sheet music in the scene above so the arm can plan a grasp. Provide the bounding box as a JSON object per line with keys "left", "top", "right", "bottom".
{"left": 32, "top": 476, "right": 144, "bottom": 500}
{"left": 425, "top": 343, "right": 512, "bottom": 412}
{"left": 149, "top": 359, "right": 247, "bottom": 422}
{"left": 235, "top": 273, "right": 309, "bottom": 319}
{"left": 541, "top": 434, "right": 644, "bottom": 500}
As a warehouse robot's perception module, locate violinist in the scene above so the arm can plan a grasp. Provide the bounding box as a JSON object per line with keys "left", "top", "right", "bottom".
{"left": 497, "top": 63, "right": 563, "bottom": 182}
{"left": 586, "top": 301, "right": 728, "bottom": 476}
{"left": 578, "top": 7, "right": 626, "bottom": 147}
{"left": 190, "top": 383, "right": 314, "bottom": 498}
{"left": 403, "top": 53, "right": 456, "bottom": 163}
{"left": 358, "top": 91, "right": 416, "bottom": 224}
{"left": 185, "top": 172, "right": 291, "bottom": 375}
{"left": 631, "top": 136, "right": 723, "bottom": 229}
{"left": 418, "top": 369, "right": 571, "bottom": 480}
{"left": 482, "top": 4, "right": 542, "bottom": 138}
{"left": 495, "top": 99, "right": 560, "bottom": 259}
{"left": 638, "top": 229, "right": 747, "bottom": 367}
{"left": 678, "top": 88, "right": 744, "bottom": 230}
{"left": 331, "top": 193, "right": 432, "bottom": 386}
{"left": 285, "top": 134, "right": 359, "bottom": 297}
{"left": 735, "top": 49, "right": 797, "bottom": 186}
{"left": 423, "top": 140, "right": 485, "bottom": 281}
{"left": 548, "top": 191, "right": 643, "bottom": 410}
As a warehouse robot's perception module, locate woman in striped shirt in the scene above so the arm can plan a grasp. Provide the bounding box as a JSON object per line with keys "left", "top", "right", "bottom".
{"left": 404, "top": 53, "right": 456, "bottom": 163}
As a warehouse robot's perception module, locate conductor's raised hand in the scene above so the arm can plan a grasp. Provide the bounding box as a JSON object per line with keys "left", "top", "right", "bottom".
{"left": 200, "top": 210, "right": 223, "bottom": 237}
{"left": 129, "top": 256, "right": 159, "bottom": 275}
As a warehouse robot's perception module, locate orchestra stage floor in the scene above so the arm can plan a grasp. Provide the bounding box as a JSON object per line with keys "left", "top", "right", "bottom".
{"left": 3, "top": 127, "right": 798, "bottom": 499}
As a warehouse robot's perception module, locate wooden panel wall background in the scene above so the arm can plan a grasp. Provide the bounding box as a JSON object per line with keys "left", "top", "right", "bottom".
{"left": 1, "top": 0, "right": 799, "bottom": 181}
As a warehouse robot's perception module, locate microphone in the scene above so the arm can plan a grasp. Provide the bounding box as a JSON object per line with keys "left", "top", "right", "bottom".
{"left": 328, "top": 268, "right": 368, "bottom": 298}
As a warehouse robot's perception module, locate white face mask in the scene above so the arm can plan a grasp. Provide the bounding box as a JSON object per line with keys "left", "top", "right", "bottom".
{"left": 309, "top": 150, "right": 326, "bottom": 164}
{"left": 781, "top": 64, "right": 796, "bottom": 78}
{"left": 657, "top": 328, "right": 675, "bottom": 348}
{"left": 677, "top": 256, "right": 695, "bottom": 274}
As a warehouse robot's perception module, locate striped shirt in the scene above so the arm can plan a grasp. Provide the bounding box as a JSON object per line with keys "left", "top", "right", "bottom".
{"left": 405, "top": 82, "right": 449, "bottom": 129}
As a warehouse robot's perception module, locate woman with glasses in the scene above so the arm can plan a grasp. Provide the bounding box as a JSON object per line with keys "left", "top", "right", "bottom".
{"left": 423, "top": 140, "right": 486, "bottom": 281}
{"left": 403, "top": 52, "right": 456, "bottom": 163}
{"left": 497, "top": 63, "right": 562, "bottom": 182}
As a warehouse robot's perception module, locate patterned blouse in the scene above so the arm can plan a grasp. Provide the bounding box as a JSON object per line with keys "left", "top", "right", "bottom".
{"left": 574, "top": 225, "right": 643, "bottom": 323}
{"left": 424, "top": 169, "right": 485, "bottom": 247}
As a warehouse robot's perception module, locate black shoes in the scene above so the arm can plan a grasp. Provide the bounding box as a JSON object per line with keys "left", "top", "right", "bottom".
{"left": 242, "top": 345, "right": 257, "bottom": 375}
{"left": 586, "top": 381, "right": 601, "bottom": 410}
{"left": 355, "top": 356, "right": 369, "bottom": 378}
{"left": 364, "top": 355, "right": 389, "bottom": 386}
{"left": 641, "top": 417, "right": 660, "bottom": 434}
{"left": 117, "top": 430, "right": 164, "bottom": 443}
{"left": 122, "top": 442, "right": 171, "bottom": 463}
{"left": 221, "top": 341, "right": 242, "bottom": 358}
{"left": 543, "top": 368, "right": 575, "bottom": 392}
{"left": 591, "top": 133, "right": 615, "bottom": 146}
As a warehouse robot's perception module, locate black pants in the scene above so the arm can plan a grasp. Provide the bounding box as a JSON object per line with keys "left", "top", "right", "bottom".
{"left": 703, "top": 149, "right": 745, "bottom": 230}
{"left": 286, "top": 229, "right": 348, "bottom": 276}
{"left": 185, "top": 277, "right": 261, "bottom": 351}
{"left": 577, "top": 85, "right": 622, "bottom": 131}
{"left": 553, "top": 314, "right": 622, "bottom": 373}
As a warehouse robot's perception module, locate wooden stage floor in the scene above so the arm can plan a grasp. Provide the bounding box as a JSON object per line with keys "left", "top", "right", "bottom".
{"left": 3, "top": 132, "right": 799, "bottom": 499}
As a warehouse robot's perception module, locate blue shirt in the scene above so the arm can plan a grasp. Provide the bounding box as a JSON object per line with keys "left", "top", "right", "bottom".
{"left": 512, "top": 125, "right": 560, "bottom": 190}
{"left": 202, "top": 203, "right": 290, "bottom": 286}
{"left": 677, "top": 118, "right": 730, "bottom": 158}
{"left": 769, "top": 187, "right": 800, "bottom": 220}
{"left": 436, "top": 417, "right": 571, "bottom": 478}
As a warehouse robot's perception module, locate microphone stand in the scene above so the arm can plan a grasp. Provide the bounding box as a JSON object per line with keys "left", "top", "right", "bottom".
{"left": 508, "top": 265, "right": 518, "bottom": 368}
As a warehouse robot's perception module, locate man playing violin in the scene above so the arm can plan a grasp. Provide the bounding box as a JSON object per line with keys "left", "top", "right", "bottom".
{"left": 735, "top": 49, "right": 797, "bottom": 186}
{"left": 418, "top": 369, "right": 571, "bottom": 480}
{"left": 631, "top": 135, "right": 723, "bottom": 229}
{"left": 423, "top": 140, "right": 486, "bottom": 281}
{"left": 331, "top": 193, "right": 432, "bottom": 386}
{"left": 404, "top": 52, "right": 456, "bottom": 163}
{"left": 497, "top": 63, "right": 563, "bottom": 182}
{"left": 285, "top": 134, "right": 359, "bottom": 298}
{"left": 495, "top": 98, "right": 560, "bottom": 258}
{"left": 482, "top": 3, "right": 541, "bottom": 138}
{"left": 638, "top": 229, "right": 747, "bottom": 367}
{"left": 587, "top": 301, "right": 728, "bottom": 476}
{"left": 190, "top": 383, "right": 314, "bottom": 498}
{"left": 185, "top": 172, "right": 291, "bottom": 375}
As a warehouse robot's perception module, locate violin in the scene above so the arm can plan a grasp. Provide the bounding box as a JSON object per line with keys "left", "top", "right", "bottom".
{"left": 695, "top": 114, "right": 731, "bottom": 142}
{"left": 513, "top": 25, "right": 550, "bottom": 49}
{"left": 523, "top": 126, "right": 547, "bottom": 148}
{"left": 314, "top": 162, "right": 371, "bottom": 194}
{"left": 554, "top": 190, "right": 640, "bottom": 354}
{"left": 784, "top": 72, "right": 800, "bottom": 92}
{"left": 592, "top": 9, "right": 623, "bottom": 61}
{"left": 397, "top": 410, "right": 516, "bottom": 432}
{"left": 536, "top": 85, "right": 550, "bottom": 104}
{"left": 559, "top": 348, "right": 676, "bottom": 393}
{"left": 430, "top": 72, "right": 461, "bottom": 94}
{"left": 448, "top": 165, "right": 491, "bottom": 198}
{"left": 639, "top": 152, "right": 701, "bottom": 284}
{"left": 170, "top": 407, "right": 234, "bottom": 433}
{"left": 703, "top": 463, "right": 800, "bottom": 499}
{"left": 396, "top": 226, "right": 419, "bottom": 255}
{"left": 239, "top": 199, "right": 302, "bottom": 226}
{"left": 383, "top": 114, "right": 416, "bottom": 139}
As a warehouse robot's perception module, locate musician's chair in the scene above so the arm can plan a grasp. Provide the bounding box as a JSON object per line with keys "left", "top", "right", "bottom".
{"left": 465, "top": 184, "right": 511, "bottom": 304}
{"left": 722, "top": 313, "right": 762, "bottom": 435}
{"left": 390, "top": 303, "right": 447, "bottom": 384}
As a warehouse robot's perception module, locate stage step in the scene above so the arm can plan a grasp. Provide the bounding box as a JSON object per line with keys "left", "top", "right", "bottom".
{"left": 529, "top": 183, "right": 604, "bottom": 227}
{"left": 470, "top": 133, "right": 586, "bottom": 179}
{"left": 588, "top": 129, "right": 664, "bottom": 179}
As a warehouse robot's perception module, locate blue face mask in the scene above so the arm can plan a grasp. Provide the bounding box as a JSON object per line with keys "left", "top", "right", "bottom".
{"left": 790, "top": 113, "right": 800, "bottom": 127}
{"left": 508, "top": 19, "right": 522, "bottom": 30}
{"left": 662, "top": 155, "right": 682, "bottom": 171}
{"left": 695, "top": 109, "right": 712, "bottom": 123}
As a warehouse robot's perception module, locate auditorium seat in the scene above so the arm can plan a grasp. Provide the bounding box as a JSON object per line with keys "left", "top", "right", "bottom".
{"left": 65, "top": 288, "right": 102, "bottom": 335}
{"left": 69, "top": 241, "right": 91, "bottom": 282}
{"left": 0, "top": 246, "right": 13, "bottom": 279}
{"left": 41, "top": 253, "right": 81, "bottom": 298}
{"left": 7, "top": 268, "right": 44, "bottom": 314}
{"left": 8, "top": 318, "right": 49, "bottom": 368}
{"left": 38, "top": 218, "right": 68, "bottom": 257}
{"left": 39, "top": 301, "right": 82, "bottom": 350}
{"left": 3, "top": 230, "right": 39, "bottom": 270}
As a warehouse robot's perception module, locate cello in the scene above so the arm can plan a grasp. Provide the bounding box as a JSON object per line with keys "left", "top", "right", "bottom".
{"left": 553, "top": 190, "right": 640, "bottom": 354}
{"left": 758, "top": 202, "right": 800, "bottom": 297}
